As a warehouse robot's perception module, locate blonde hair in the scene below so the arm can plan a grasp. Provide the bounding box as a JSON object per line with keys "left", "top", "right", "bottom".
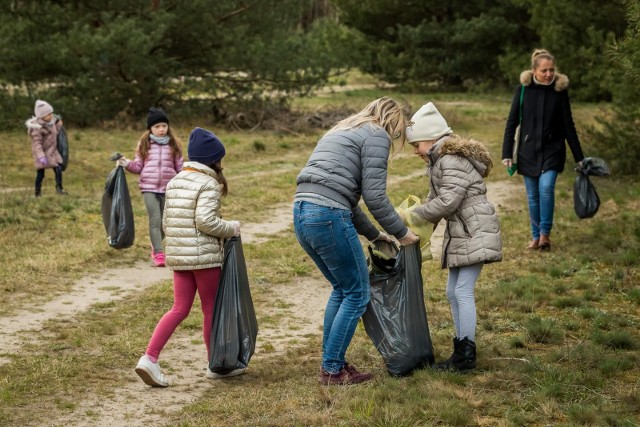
{"left": 531, "top": 48, "right": 556, "bottom": 69}
{"left": 326, "top": 96, "right": 408, "bottom": 152}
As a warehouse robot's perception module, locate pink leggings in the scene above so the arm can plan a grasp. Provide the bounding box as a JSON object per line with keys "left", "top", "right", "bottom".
{"left": 145, "top": 267, "right": 221, "bottom": 361}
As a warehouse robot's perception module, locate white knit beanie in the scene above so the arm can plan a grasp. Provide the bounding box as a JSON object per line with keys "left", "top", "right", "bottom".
{"left": 34, "top": 100, "right": 54, "bottom": 118}
{"left": 406, "top": 102, "right": 452, "bottom": 143}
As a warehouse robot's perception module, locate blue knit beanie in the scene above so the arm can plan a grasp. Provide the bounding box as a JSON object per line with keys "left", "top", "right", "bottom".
{"left": 188, "top": 127, "right": 226, "bottom": 164}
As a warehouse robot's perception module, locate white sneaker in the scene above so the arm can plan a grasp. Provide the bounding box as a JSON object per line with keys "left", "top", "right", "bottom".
{"left": 207, "top": 367, "right": 246, "bottom": 380}
{"left": 135, "top": 355, "right": 169, "bottom": 387}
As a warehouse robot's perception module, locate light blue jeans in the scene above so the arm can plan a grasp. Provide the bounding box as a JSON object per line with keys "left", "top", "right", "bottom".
{"left": 523, "top": 170, "right": 558, "bottom": 239}
{"left": 293, "top": 201, "right": 370, "bottom": 374}
{"left": 446, "top": 263, "right": 483, "bottom": 341}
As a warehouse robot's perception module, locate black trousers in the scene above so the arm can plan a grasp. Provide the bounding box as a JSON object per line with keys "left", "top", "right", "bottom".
{"left": 35, "top": 166, "right": 63, "bottom": 193}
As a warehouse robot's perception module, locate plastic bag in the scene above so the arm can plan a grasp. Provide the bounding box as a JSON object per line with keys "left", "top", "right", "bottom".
{"left": 362, "top": 242, "right": 434, "bottom": 377}
{"left": 101, "top": 165, "right": 135, "bottom": 249}
{"left": 574, "top": 157, "right": 610, "bottom": 219}
{"left": 396, "top": 195, "right": 433, "bottom": 261}
{"left": 209, "top": 237, "right": 258, "bottom": 374}
{"left": 57, "top": 126, "right": 69, "bottom": 171}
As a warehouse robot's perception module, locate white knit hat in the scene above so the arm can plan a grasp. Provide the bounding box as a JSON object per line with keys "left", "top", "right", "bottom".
{"left": 34, "top": 100, "right": 53, "bottom": 118}
{"left": 406, "top": 102, "right": 452, "bottom": 143}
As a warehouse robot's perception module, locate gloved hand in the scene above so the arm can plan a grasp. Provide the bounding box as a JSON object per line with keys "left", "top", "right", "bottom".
{"left": 373, "top": 231, "right": 392, "bottom": 243}
{"left": 117, "top": 157, "right": 130, "bottom": 168}
{"left": 38, "top": 157, "right": 47, "bottom": 167}
{"left": 231, "top": 221, "right": 241, "bottom": 237}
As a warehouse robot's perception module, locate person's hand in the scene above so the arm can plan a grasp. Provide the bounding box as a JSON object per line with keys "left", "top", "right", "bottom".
{"left": 398, "top": 229, "right": 419, "bottom": 246}
{"left": 117, "top": 157, "right": 130, "bottom": 168}
{"left": 374, "top": 231, "right": 392, "bottom": 243}
{"left": 38, "top": 156, "right": 47, "bottom": 167}
{"left": 232, "top": 221, "right": 241, "bottom": 237}
{"left": 501, "top": 158, "right": 512, "bottom": 168}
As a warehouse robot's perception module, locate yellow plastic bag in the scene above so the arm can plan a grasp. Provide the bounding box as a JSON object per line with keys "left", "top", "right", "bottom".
{"left": 396, "top": 195, "right": 433, "bottom": 261}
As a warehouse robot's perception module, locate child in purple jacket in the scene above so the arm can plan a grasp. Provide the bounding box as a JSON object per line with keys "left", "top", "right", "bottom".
{"left": 117, "top": 107, "right": 184, "bottom": 266}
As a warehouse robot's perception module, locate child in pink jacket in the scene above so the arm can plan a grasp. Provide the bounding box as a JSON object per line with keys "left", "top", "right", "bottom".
{"left": 117, "top": 107, "right": 183, "bottom": 266}
{"left": 26, "top": 100, "right": 66, "bottom": 196}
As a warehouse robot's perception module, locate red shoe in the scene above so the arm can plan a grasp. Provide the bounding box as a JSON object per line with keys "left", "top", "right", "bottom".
{"left": 319, "top": 363, "right": 373, "bottom": 386}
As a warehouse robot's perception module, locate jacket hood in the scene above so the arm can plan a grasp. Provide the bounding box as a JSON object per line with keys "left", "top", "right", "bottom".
{"left": 520, "top": 70, "right": 569, "bottom": 92}
{"left": 430, "top": 135, "right": 493, "bottom": 177}
{"left": 25, "top": 117, "right": 43, "bottom": 130}
{"left": 182, "top": 161, "right": 219, "bottom": 180}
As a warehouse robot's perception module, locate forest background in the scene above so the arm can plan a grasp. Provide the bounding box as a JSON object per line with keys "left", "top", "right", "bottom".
{"left": 1, "top": 0, "right": 640, "bottom": 173}
{"left": 0, "top": 1, "right": 639, "bottom": 426}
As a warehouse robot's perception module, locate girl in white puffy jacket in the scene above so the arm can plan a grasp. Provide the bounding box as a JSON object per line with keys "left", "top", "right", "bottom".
{"left": 134, "top": 127, "right": 241, "bottom": 387}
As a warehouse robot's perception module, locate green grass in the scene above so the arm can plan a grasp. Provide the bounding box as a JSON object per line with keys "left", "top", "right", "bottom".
{"left": 0, "top": 88, "right": 639, "bottom": 426}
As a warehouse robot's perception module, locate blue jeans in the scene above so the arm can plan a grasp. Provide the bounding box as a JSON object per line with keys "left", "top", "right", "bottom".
{"left": 293, "top": 201, "right": 370, "bottom": 374}
{"left": 523, "top": 170, "right": 558, "bottom": 239}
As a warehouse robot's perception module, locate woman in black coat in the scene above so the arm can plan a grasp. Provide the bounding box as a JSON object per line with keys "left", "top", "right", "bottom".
{"left": 502, "top": 49, "right": 585, "bottom": 250}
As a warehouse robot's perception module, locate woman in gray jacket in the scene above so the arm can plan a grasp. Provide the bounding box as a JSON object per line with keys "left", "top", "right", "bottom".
{"left": 406, "top": 102, "right": 502, "bottom": 372}
{"left": 294, "top": 97, "right": 419, "bottom": 386}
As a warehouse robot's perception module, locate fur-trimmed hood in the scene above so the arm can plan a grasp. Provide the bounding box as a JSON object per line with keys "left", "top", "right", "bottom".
{"left": 25, "top": 116, "right": 44, "bottom": 130}
{"left": 430, "top": 134, "right": 493, "bottom": 177}
{"left": 520, "top": 70, "right": 569, "bottom": 92}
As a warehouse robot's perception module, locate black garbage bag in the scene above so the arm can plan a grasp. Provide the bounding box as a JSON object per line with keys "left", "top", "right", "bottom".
{"left": 363, "top": 242, "right": 435, "bottom": 377}
{"left": 209, "top": 237, "right": 258, "bottom": 374}
{"left": 101, "top": 165, "right": 135, "bottom": 249}
{"left": 574, "top": 157, "right": 610, "bottom": 219}
{"left": 57, "top": 126, "right": 69, "bottom": 171}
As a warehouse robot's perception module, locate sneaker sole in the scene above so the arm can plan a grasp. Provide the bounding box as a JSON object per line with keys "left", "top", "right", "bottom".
{"left": 207, "top": 368, "right": 246, "bottom": 379}
{"left": 135, "top": 366, "right": 168, "bottom": 387}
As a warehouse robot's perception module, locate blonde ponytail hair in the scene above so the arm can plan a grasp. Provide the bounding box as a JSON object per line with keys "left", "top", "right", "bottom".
{"left": 531, "top": 48, "right": 556, "bottom": 69}
{"left": 326, "top": 96, "right": 408, "bottom": 151}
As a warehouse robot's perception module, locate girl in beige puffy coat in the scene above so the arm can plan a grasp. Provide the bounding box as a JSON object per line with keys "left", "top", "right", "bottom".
{"left": 405, "top": 102, "right": 502, "bottom": 372}
{"left": 134, "top": 127, "right": 241, "bottom": 387}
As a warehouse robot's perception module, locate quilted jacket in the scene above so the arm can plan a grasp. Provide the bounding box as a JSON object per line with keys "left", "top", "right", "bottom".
{"left": 125, "top": 140, "right": 183, "bottom": 193}
{"left": 26, "top": 117, "right": 63, "bottom": 170}
{"left": 162, "top": 161, "right": 236, "bottom": 270}
{"left": 414, "top": 135, "right": 502, "bottom": 269}
{"left": 295, "top": 124, "right": 408, "bottom": 241}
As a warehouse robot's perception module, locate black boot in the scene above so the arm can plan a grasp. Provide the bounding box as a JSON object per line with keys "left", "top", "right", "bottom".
{"left": 434, "top": 337, "right": 476, "bottom": 372}
{"left": 434, "top": 337, "right": 460, "bottom": 370}
{"left": 35, "top": 187, "right": 41, "bottom": 197}
{"left": 452, "top": 337, "right": 476, "bottom": 371}
{"left": 56, "top": 186, "right": 68, "bottom": 195}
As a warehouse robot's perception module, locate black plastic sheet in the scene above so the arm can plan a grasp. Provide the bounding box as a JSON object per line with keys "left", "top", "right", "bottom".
{"left": 57, "top": 126, "right": 69, "bottom": 171}
{"left": 363, "top": 242, "right": 434, "bottom": 377}
{"left": 574, "top": 157, "right": 610, "bottom": 219}
{"left": 101, "top": 166, "right": 135, "bottom": 249}
{"left": 209, "top": 237, "right": 258, "bottom": 374}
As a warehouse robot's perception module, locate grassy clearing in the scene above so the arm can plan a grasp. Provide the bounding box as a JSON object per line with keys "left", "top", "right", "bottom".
{"left": 0, "top": 90, "right": 639, "bottom": 426}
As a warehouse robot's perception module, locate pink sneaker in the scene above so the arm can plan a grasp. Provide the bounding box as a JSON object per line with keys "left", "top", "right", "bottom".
{"left": 153, "top": 252, "right": 166, "bottom": 267}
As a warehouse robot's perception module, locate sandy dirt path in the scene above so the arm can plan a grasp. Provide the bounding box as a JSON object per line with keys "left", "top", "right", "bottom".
{"left": 1, "top": 173, "right": 518, "bottom": 426}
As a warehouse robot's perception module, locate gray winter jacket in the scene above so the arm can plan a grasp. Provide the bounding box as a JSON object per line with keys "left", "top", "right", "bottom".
{"left": 414, "top": 135, "right": 502, "bottom": 268}
{"left": 295, "top": 124, "right": 408, "bottom": 241}
{"left": 162, "top": 161, "right": 236, "bottom": 270}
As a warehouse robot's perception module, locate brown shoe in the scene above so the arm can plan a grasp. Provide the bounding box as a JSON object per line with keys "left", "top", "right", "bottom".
{"left": 527, "top": 239, "right": 540, "bottom": 250}
{"left": 319, "top": 365, "right": 374, "bottom": 386}
{"left": 539, "top": 235, "right": 551, "bottom": 250}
